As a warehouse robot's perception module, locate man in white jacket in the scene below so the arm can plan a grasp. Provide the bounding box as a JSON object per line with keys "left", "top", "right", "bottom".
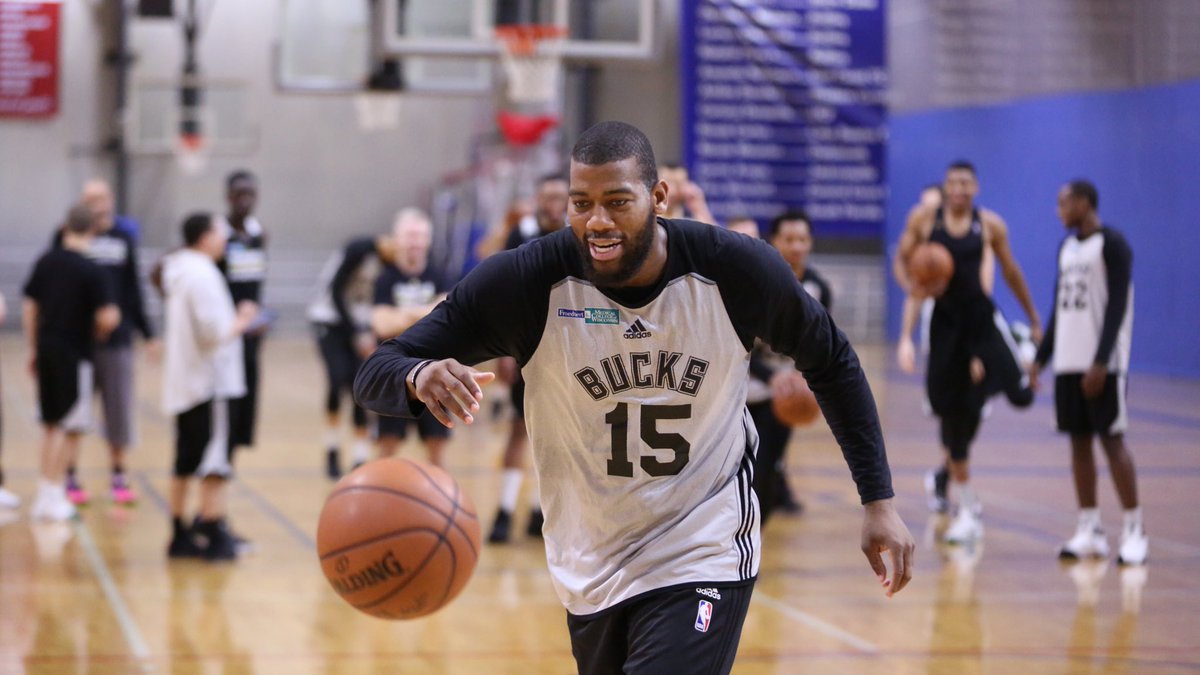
{"left": 161, "top": 213, "right": 257, "bottom": 560}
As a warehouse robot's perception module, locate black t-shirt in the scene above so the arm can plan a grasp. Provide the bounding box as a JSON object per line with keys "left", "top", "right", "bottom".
{"left": 52, "top": 227, "right": 153, "bottom": 346}
{"left": 373, "top": 263, "right": 445, "bottom": 310}
{"left": 23, "top": 248, "right": 115, "bottom": 358}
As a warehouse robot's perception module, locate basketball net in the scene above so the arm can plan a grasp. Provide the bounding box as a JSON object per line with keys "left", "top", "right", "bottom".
{"left": 496, "top": 24, "right": 566, "bottom": 105}
{"left": 176, "top": 133, "right": 209, "bottom": 176}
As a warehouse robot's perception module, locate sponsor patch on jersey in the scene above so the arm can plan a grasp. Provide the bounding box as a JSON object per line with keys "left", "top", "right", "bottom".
{"left": 695, "top": 599, "right": 713, "bottom": 632}
{"left": 584, "top": 308, "right": 619, "bottom": 325}
{"left": 623, "top": 319, "right": 652, "bottom": 339}
{"left": 557, "top": 308, "right": 585, "bottom": 319}
{"left": 696, "top": 587, "right": 721, "bottom": 601}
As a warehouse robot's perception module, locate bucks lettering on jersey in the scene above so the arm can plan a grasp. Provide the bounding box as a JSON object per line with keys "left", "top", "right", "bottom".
{"left": 355, "top": 218, "right": 893, "bottom": 616}
{"left": 1051, "top": 227, "right": 1133, "bottom": 374}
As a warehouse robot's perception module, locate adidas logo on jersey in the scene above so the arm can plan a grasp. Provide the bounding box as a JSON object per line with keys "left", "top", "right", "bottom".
{"left": 623, "top": 319, "right": 652, "bottom": 339}
{"left": 695, "top": 587, "right": 722, "bottom": 601}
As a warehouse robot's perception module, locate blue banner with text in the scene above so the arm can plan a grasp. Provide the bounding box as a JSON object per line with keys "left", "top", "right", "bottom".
{"left": 681, "top": 0, "right": 887, "bottom": 237}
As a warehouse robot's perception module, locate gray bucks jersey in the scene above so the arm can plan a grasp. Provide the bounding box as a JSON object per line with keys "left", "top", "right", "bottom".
{"left": 356, "top": 218, "right": 893, "bottom": 616}
{"left": 1043, "top": 227, "right": 1134, "bottom": 374}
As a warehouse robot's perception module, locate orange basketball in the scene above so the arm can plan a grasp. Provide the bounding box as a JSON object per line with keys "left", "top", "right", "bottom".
{"left": 908, "top": 241, "right": 955, "bottom": 296}
{"left": 771, "top": 372, "right": 821, "bottom": 427}
{"left": 316, "top": 457, "right": 482, "bottom": 620}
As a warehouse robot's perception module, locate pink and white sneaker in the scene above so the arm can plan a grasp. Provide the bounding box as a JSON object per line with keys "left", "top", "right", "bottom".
{"left": 111, "top": 476, "right": 137, "bottom": 506}
{"left": 65, "top": 480, "right": 90, "bottom": 506}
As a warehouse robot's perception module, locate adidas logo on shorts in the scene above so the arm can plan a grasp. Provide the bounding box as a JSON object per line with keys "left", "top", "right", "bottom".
{"left": 623, "top": 319, "right": 652, "bottom": 340}
{"left": 695, "top": 587, "right": 722, "bottom": 600}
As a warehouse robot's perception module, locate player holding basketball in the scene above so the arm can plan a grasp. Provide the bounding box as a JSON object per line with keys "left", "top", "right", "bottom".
{"left": 747, "top": 209, "right": 832, "bottom": 523}
{"left": 895, "top": 161, "right": 1039, "bottom": 544}
{"left": 357, "top": 121, "right": 913, "bottom": 674}
{"left": 1029, "top": 180, "right": 1146, "bottom": 565}
{"left": 486, "top": 172, "right": 568, "bottom": 543}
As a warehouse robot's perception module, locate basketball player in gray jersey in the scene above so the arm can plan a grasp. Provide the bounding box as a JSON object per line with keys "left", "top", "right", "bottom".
{"left": 356, "top": 121, "right": 914, "bottom": 674}
{"left": 1030, "top": 180, "right": 1146, "bottom": 565}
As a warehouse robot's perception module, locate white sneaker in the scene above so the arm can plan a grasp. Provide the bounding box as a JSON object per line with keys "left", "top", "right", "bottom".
{"left": 1117, "top": 526, "right": 1148, "bottom": 566}
{"left": 0, "top": 486, "right": 20, "bottom": 509}
{"left": 943, "top": 506, "right": 983, "bottom": 544}
{"left": 30, "top": 488, "right": 76, "bottom": 522}
{"left": 1059, "top": 520, "right": 1109, "bottom": 560}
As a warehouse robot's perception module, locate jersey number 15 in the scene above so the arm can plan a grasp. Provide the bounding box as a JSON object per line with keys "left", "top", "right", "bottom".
{"left": 605, "top": 402, "right": 691, "bottom": 477}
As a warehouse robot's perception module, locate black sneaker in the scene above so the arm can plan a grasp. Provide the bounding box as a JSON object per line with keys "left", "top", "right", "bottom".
{"left": 326, "top": 448, "right": 342, "bottom": 480}
{"left": 925, "top": 467, "right": 950, "bottom": 514}
{"left": 526, "top": 508, "right": 544, "bottom": 538}
{"left": 168, "top": 529, "right": 205, "bottom": 558}
{"left": 488, "top": 509, "right": 512, "bottom": 544}
{"left": 195, "top": 519, "right": 238, "bottom": 561}
{"left": 193, "top": 516, "right": 254, "bottom": 555}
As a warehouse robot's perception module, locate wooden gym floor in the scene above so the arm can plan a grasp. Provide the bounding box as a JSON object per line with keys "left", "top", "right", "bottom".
{"left": 1, "top": 335, "right": 1198, "bottom": 674}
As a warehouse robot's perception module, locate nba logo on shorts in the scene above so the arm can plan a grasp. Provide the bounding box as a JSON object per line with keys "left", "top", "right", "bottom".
{"left": 695, "top": 599, "right": 713, "bottom": 632}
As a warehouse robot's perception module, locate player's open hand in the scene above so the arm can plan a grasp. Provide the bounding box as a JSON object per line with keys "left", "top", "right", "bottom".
{"left": 410, "top": 358, "right": 496, "bottom": 428}
{"left": 861, "top": 498, "right": 915, "bottom": 598}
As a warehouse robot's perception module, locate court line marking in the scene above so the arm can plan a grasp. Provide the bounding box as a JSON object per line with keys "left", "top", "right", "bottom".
{"left": 751, "top": 592, "right": 879, "bottom": 654}
{"left": 74, "top": 519, "right": 154, "bottom": 671}
{"left": 233, "top": 480, "right": 317, "bottom": 550}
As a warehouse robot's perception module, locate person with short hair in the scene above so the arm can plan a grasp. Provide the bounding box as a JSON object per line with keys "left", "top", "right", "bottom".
{"left": 57, "top": 178, "right": 156, "bottom": 506}
{"left": 307, "top": 232, "right": 397, "bottom": 478}
{"left": 747, "top": 209, "right": 833, "bottom": 522}
{"left": 356, "top": 121, "right": 913, "bottom": 674}
{"left": 217, "top": 170, "right": 268, "bottom": 453}
{"left": 658, "top": 161, "right": 715, "bottom": 225}
{"left": 22, "top": 204, "right": 120, "bottom": 521}
{"left": 1030, "top": 180, "right": 1146, "bottom": 565}
{"left": 894, "top": 160, "right": 1040, "bottom": 544}
{"left": 160, "top": 213, "right": 258, "bottom": 560}
{"left": 486, "top": 172, "right": 568, "bottom": 543}
{"left": 370, "top": 208, "right": 451, "bottom": 467}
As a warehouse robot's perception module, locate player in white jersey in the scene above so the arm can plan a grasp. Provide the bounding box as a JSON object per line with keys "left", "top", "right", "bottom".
{"left": 355, "top": 121, "right": 914, "bottom": 674}
{"left": 1030, "top": 180, "right": 1146, "bottom": 565}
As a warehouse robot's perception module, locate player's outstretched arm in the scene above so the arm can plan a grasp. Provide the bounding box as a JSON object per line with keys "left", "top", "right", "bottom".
{"left": 407, "top": 358, "right": 495, "bottom": 428}
{"left": 985, "top": 213, "right": 1042, "bottom": 341}
{"left": 861, "top": 498, "right": 915, "bottom": 597}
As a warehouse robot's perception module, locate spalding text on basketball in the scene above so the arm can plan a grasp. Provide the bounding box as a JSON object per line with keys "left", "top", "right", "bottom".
{"left": 331, "top": 550, "right": 406, "bottom": 594}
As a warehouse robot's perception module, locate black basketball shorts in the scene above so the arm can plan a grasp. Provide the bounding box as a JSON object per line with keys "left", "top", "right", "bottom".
{"left": 175, "top": 398, "right": 234, "bottom": 478}
{"left": 1055, "top": 373, "right": 1127, "bottom": 437}
{"left": 376, "top": 408, "right": 451, "bottom": 441}
{"left": 567, "top": 581, "right": 755, "bottom": 675}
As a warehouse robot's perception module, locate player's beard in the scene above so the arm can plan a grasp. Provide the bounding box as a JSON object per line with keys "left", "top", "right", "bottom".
{"left": 575, "top": 210, "right": 657, "bottom": 287}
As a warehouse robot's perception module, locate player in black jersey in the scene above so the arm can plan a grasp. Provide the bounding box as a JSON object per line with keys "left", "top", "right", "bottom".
{"left": 748, "top": 209, "right": 832, "bottom": 522}
{"left": 217, "top": 171, "right": 268, "bottom": 454}
{"left": 1030, "top": 180, "right": 1146, "bottom": 565}
{"left": 308, "top": 234, "right": 396, "bottom": 478}
{"left": 487, "top": 172, "right": 568, "bottom": 543}
{"left": 356, "top": 121, "right": 913, "bottom": 674}
{"left": 896, "top": 160, "right": 1040, "bottom": 544}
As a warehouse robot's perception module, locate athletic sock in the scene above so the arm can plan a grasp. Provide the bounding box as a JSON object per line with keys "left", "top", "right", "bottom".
{"left": 351, "top": 437, "right": 370, "bottom": 464}
{"left": 1123, "top": 507, "right": 1143, "bottom": 533}
{"left": 955, "top": 481, "right": 976, "bottom": 511}
{"left": 499, "top": 469, "right": 523, "bottom": 512}
{"left": 1079, "top": 507, "right": 1101, "bottom": 527}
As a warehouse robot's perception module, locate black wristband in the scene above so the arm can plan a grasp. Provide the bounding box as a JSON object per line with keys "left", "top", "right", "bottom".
{"left": 408, "top": 359, "right": 434, "bottom": 390}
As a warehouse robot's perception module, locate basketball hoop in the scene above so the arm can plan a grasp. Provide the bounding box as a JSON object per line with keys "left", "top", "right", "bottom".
{"left": 495, "top": 24, "right": 567, "bottom": 105}
{"left": 354, "top": 91, "right": 402, "bottom": 131}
